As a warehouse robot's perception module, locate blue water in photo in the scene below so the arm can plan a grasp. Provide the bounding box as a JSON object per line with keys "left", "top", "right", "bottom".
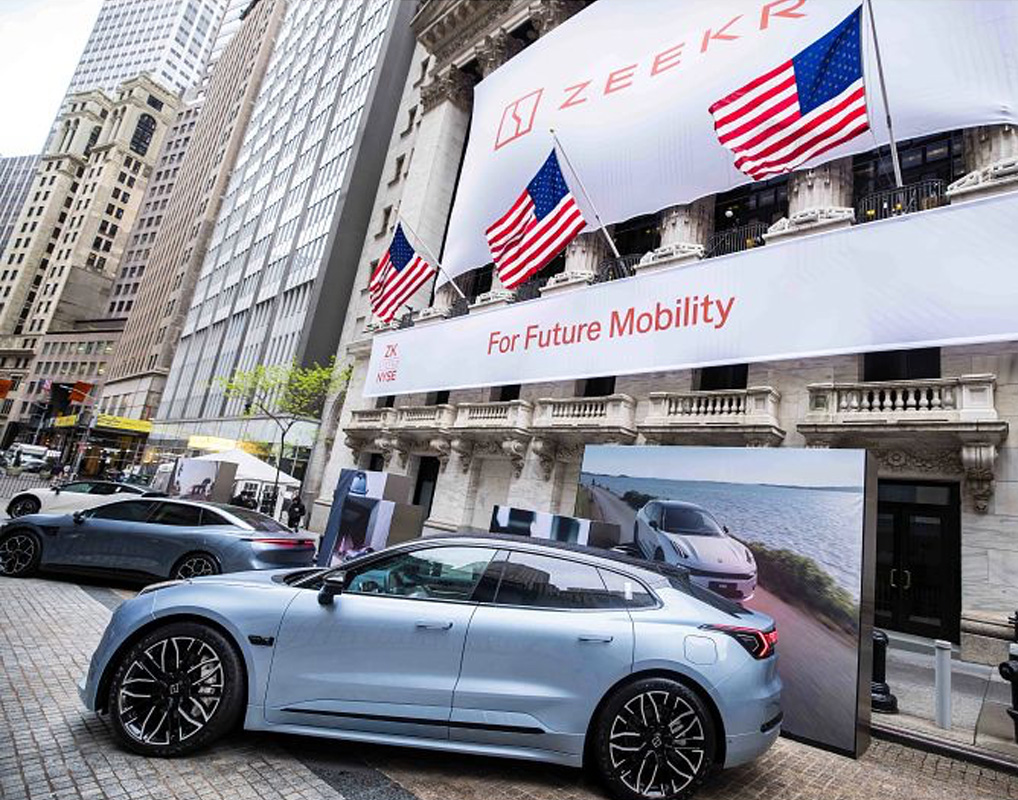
{"left": 582, "top": 473, "right": 864, "bottom": 601}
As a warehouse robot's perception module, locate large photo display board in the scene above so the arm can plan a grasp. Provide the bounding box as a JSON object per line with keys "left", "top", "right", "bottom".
{"left": 577, "top": 445, "right": 875, "bottom": 756}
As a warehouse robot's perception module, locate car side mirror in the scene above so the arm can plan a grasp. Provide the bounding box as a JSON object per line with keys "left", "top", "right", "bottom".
{"left": 53, "top": 486, "right": 61, "bottom": 494}
{"left": 648, "top": 520, "right": 659, "bottom": 530}
{"left": 72, "top": 510, "right": 86, "bottom": 525}
{"left": 723, "top": 525, "right": 730, "bottom": 534}
{"left": 318, "top": 571, "right": 347, "bottom": 606}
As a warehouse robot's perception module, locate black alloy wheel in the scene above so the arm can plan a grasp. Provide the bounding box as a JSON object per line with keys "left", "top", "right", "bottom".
{"left": 107, "top": 621, "right": 244, "bottom": 756}
{"left": 8, "top": 495, "right": 41, "bottom": 518}
{"left": 595, "top": 677, "right": 715, "bottom": 800}
{"left": 0, "top": 530, "right": 41, "bottom": 577}
{"left": 173, "top": 553, "right": 220, "bottom": 579}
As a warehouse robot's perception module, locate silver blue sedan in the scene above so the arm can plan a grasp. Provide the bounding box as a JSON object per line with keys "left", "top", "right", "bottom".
{"left": 78, "top": 535, "right": 781, "bottom": 800}
{"left": 0, "top": 497, "right": 315, "bottom": 581}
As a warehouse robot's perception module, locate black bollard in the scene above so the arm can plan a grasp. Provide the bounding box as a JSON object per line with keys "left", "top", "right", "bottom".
{"left": 997, "top": 610, "right": 1018, "bottom": 742}
{"left": 872, "top": 629, "right": 899, "bottom": 714}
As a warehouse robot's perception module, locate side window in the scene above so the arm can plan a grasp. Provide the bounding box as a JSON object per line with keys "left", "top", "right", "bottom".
{"left": 200, "top": 509, "right": 230, "bottom": 526}
{"left": 88, "top": 483, "right": 119, "bottom": 495}
{"left": 89, "top": 501, "right": 153, "bottom": 522}
{"left": 115, "top": 485, "right": 142, "bottom": 494}
{"left": 346, "top": 546, "right": 496, "bottom": 601}
{"left": 494, "top": 552, "right": 612, "bottom": 610}
{"left": 61, "top": 482, "right": 92, "bottom": 493}
{"left": 148, "top": 502, "right": 203, "bottom": 526}
{"left": 599, "top": 569, "right": 657, "bottom": 609}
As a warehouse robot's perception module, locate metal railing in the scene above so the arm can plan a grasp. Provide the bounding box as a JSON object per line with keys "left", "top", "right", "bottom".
{"left": 704, "top": 222, "right": 768, "bottom": 258}
{"left": 0, "top": 472, "right": 54, "bottom": 501}
{"left": 856, "top": 178, "right": 947, "bottom": 224}
{"left": 593, "top": 254, "right": 642, "bottom": 284}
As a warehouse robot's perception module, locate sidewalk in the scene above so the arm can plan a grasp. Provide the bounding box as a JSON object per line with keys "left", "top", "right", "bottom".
{"left": 881, "top": 634, "right": 1018, "bottom": 764}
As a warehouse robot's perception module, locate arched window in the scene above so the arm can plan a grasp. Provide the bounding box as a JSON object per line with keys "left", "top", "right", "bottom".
{"left": 130, "top": 113, "right": 157, "bottom": 156}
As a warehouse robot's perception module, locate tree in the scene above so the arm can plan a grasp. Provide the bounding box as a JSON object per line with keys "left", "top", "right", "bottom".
{"left": 216, "top": 358, "right": 350, "bottom": 501}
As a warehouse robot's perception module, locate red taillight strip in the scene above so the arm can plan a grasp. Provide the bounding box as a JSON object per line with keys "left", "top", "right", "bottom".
{"left": 244, "top": 538, "right": 316, "bottom": 547}
{"left": 700, "top": 624, "right": 778, "bottom": 659}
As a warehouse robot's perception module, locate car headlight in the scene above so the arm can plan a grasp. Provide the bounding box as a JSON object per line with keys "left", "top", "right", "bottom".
{"left": 744, "top": 546, "right": 755, "bottom": 564}
{"left": 139, "top": 579, "right": 187, "bottom": 595}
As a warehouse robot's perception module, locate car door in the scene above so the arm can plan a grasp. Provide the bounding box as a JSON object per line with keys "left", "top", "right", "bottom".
{"left": 128, "top": 501, "right": 208, "bottom": 575}
{"left": 53, "top": 499, "right": 158, "bottom": 571}
{"left": 450, "top": 550, "right": 635, "bottom": 759}
{"left": 46, "top": 481, "right": 97, "bottom": 513}
{"left": 264, "top": 544, "right": 497, "bottom": 739}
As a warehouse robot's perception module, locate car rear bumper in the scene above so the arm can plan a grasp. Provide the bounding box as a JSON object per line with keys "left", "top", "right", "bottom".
{"left": 689, "top": 573, "right": 756, "bottom": 601}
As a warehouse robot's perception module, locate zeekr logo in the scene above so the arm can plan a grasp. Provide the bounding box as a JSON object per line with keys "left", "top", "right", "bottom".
{"left": 494, "top": 89, "right": 543, "bottom": 150}
{"left": 377, "top": 343, "right": 400, "bottom": 383}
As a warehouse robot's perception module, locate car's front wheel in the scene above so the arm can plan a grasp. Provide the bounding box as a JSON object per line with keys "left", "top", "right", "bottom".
{"left": 7, "top": 495, "right": 40, "bottom": 518}
{"left": 594, "top": 677, "right": 716, "bottom": 800}
{"left": 107, "top": 621, "right": 245, "bottom": 756}
{"left": 0, "top": 529, "right": 41, "bottom": 577}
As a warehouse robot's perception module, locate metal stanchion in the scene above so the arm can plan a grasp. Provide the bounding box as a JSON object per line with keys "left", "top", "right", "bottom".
{"left": 997, "top": 610, "right": 1018, "bottom": 743}
{"left": 934, "top": 639, "right": 952, "bottom": 729}
{"left": 872, "top": 629, "right": 899, "bottom": 713}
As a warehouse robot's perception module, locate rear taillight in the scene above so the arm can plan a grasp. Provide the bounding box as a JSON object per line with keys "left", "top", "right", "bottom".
{"left": 701, "top": 624, "right": 777, "bottom": 659}
{"left": 246, "top": 538, "right": 315, "bottom": 547}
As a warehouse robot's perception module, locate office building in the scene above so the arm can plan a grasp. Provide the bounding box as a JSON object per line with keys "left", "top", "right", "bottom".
{"left": 0, "top": 156, "right": 38, "bottom": 256}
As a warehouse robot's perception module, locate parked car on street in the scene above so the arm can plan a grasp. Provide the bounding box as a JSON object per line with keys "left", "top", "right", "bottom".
{"left": 634, "top": 500, "right": 758, "bottom": 601}
{"left": 0, "top": 497, "right": 316, "bottom": 581}
{"left": 5, "top": 479, "right": 163, "bottom": 518}
{"left": 78, "top": 534, "right": 781, "bottom": 800}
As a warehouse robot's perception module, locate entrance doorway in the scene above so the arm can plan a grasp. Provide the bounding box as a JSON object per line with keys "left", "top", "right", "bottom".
{"left": 413, "top": 456, "right": 441, "bottom": 520}
{"left": 876, "top": 480, "right": 961, "bottom": 642}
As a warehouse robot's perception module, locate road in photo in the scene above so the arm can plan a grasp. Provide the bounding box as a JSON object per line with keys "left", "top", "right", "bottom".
{"left": 581, "top": 465, "right": 864, "bottom": 754}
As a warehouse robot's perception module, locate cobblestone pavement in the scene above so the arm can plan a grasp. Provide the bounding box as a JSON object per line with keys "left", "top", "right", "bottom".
{"left": 3, "top": 576, "right": 1018, "bottom": 800}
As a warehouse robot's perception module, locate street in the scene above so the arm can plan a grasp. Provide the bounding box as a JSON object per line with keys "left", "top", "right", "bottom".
{"left": 3, "top": 575, "right": 1018, "bottom": 800}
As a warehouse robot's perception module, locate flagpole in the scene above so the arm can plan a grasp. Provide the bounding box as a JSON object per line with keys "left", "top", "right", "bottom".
{"left": 396, "top": 215, "right": 466, "bottom": 300}
{"left": 550, "top": 128, "right": 622, "bottom": 260}
{"left": 864, "top": 0, "right": 903, "bottom": 189}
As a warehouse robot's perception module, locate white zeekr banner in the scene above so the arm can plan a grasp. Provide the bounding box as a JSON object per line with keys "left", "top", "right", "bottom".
{"left": 440, "top": 0, "right": 1018, "bottom": 282}
{"left": 366, "top": 191, "right": 1018, "bottom": 396}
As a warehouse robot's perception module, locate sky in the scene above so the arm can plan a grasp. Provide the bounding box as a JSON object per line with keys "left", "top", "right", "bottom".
{"left": 580, "top": 445, "right": 866, "bottom": 488}
{"left": 0, "top": 0, "right": 104, "bottom": 156}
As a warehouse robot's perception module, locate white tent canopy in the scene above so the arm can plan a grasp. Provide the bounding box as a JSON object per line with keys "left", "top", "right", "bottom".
{"left": 193, "top": 449, "right": 300, "bottom": 488}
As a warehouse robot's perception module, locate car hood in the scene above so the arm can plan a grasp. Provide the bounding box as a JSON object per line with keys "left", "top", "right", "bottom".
{"left": 187, "top": 567, "right": 322, "bottom": 588}
{"left": 666, "top": 533, "right": 752, "bottom": 568}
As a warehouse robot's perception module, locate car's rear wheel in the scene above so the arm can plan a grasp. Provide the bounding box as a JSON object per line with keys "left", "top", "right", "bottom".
{"left": 0, "top": 529, "right": 41, "bottom": 577}
{"left": 172, "top": 552, "right": 220, "bottom": 579}
{"left": 107, "top": 621, "right": 244, "bottom": 756}
{"left": 594, "top": 677, "right": 716, "bottom": 800}
{"left": 8, "top": 495, "right": 40, "bottom": 518}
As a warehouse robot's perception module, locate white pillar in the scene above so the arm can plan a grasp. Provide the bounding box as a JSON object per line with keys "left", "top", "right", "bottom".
{"left": 764, "top": 157, "right": 855, "bottom": 242}
{"left": 638, "top": 197, "right": 714, "bottom": 273}
{"left": 540, "top": 232, "right": 607, "bottom": 296}
{"left": 947, "top": 124, "right": 1018, "bottom": 203}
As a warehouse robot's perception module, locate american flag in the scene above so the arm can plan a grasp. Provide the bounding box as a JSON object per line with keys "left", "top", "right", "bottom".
{"left": 709, "top": 6, "right": 868, "bottom": 181}
{"left": 369, "top": 223, "right": 436, "bottom": 323}
{"left": 486, "top": 149, "right": 587, "bottom": 290}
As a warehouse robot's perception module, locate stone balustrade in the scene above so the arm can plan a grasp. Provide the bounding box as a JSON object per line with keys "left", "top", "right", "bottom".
{"left": 347, "top": 407, "right": 398, "bottom": 430}
{"left": 640, "top": 387, "right": 784, "bottom": 446}
{"left": 453, "top": 400, "right": 533, "bottom": 431}
{"left": 397, "top": 403, "right": 456, "bottom": 430}
{"left": 532, "top": 394, "right": 637, "bottom": 441}
{"left": 805, "top": 375, "right": 999, "bottom": 424}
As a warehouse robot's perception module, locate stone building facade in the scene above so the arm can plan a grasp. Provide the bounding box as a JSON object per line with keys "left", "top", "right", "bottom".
{"left": 312, "top": 0, "right": 1018, "bottom": 661}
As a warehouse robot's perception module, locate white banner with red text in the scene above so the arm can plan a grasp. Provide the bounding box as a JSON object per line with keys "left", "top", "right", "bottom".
{"left": 365, "top": 191, "right": 1018, "bottom": 396}
{"left": 439, "top": 0, "right": 1018, "bottom": 282}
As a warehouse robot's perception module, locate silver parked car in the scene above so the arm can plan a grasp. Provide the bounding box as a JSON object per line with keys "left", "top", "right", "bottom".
{"left": 79, "top": 535, "right": 781, "bottom": 800}
{"left": 0, "top": 497, "right": 315, "bottom": 581}
{"left": 6, "top": 479, "right": 160, "bottom": 518}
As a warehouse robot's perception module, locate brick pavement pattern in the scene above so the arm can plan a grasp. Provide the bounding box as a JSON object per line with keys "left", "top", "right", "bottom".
{"left": 3, "top": 576, "right": 1018, "bottom": 800}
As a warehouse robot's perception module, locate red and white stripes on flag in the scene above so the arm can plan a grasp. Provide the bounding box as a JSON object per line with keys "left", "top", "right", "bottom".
{"left": 368, "top": 223, "right": 436, "bottom": 323}
{"left": 709, "top": 6, "right": 869, "bottom": 181}
{"left": 486, "top": 150, "right": 587, "bottom": 290}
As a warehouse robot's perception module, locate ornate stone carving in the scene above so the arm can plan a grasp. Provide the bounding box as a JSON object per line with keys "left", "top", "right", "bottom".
{"left": 421, "top": 66, "right": 475, "bottom": 113}
{"left": 450, "top": 437, "right": 474, "bottom": 473}
{"left": 962, "top": 444, "right": 998, "bottom": 513}
{"left": 375, "top": 435, "right": 411, "bottom": 470}
{"left": 658, "top": 198, "right": 714, "bottom": 248}
{"left": 430, "top": 436, "right": 452, "bottom": 471}
{"left": 873, "top": 448, "right": 963, "bottom": 474}
{"left": 474, "top": 28, "right": 524, "bottom": 77}
{"left": 766, "top": 157, "right": 854, "bottom": 241}
{"left": 418, "top": 0, "right": 514, "bottom": 69}
{"left": 530, "top": 0, "right": 585, "bottom": 36}
{"left": 530, "top": 437, "right": 557, "bottom": 480}
{"left": 502, "top": 437, "right": 528, "bottom": 478}
{"left": 344, "top": 433, "right": 364, "bottom": 463}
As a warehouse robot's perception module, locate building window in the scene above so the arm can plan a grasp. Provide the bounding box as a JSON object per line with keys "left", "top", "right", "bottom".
{"left": 577, "top": 376, "right": 616, "bottom": 397}
{"left": 130, "top": 113, "right": 157, "bottom": 156}
{"left": 863, "top": 348, "right": 940, "bottom": 382}
{"left": 491, "top": 385, "right": 520, "bottom": 402}
{"left": 696, "top": 364, "right": 748, "bottom": 391}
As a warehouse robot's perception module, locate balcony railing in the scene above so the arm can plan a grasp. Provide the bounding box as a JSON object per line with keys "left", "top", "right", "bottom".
{"left": 347, "top": 407, "right": 397, "bottom": 430}
{"left": 593, "top": 254, "right": 642, "bottom": 283}
{"left": 453, "top": 400, "right": 533, "bottom": 431}
{"left": 648, "top": 387, "right": 779, "bottom": 420}
{"left": 704, "top": 222, "right": 768, "bottom": 258}
{"left": 855, "top": 178, "right": 947, "bottom": 224}
{"left": 532, "top": 394, "right": 637, "bottom": 438}
{"left": 805, "top": 375, "right": 999, "bottom": 424}
{"left": 640, "top": 387, "right": 784, "bottom": 445}
{"left": 397, "top": 404, "right": 456, "bottom": 429}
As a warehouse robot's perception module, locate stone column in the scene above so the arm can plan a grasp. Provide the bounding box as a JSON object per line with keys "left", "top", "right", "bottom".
{"left": 947, "top": 124, "right": 1018, "bottom": 203}
{"left": 764, "top": 156, "right": 855, "bottom": 242}
{"left": 540, "top": 232, "right": 608, "bottom": 296}
{"left": 638, "top": 197, "right": 715, "bottom": 273}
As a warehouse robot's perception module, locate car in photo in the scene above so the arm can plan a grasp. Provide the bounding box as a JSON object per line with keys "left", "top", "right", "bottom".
{"left": 0, "top": 497, "right": 315, "bottom": 581}
{"left": 634, "top": 500, "right": 757, "bottom": 601}
{"left": 5, "top": 479, "right": 163, "bottom": 518}
{"left": 79, "top": 534, "right": 781, "bottom": 800}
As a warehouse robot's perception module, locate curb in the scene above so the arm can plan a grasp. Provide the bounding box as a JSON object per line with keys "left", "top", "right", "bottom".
{"left": 872, "top": 721, "right": 1018, "bottom": 777}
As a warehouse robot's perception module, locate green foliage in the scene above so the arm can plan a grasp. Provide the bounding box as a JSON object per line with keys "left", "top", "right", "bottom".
{"left": 622, "top": 489, "right": 654, "bottom": 510}
{"left": 215, "top": 358, "right": 351, "bottom": 432}
{"left": 745, "top": 541, "right": 858, "bottom": 635}
{"left": 574, "top": 485, "right": 593, "bottom": 519}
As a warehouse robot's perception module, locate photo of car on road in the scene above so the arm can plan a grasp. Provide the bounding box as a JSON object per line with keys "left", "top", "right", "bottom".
{"left": 577, "top": 445, "right": 871, "bottom": 756}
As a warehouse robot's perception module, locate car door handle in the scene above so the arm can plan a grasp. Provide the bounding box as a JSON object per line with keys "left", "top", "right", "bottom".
{"left": 415, "top": 621, "right": 453, "bottom": 630}
{"left": 578, "top": 634, "right": 614, "bottom": 643}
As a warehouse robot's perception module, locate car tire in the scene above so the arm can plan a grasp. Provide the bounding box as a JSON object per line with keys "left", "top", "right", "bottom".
{"left": 0, "top": 528, "right": 41, "bottom": 577}
{"left": 594, "top": 677, "right": 716, "bottom": 800}
{"left": 171, "top": 552, "right": 221, "bottom": 579}
{"left": 7, "top": 495, "right": 41, "bottom": 518}
{"left": 107, "top": 621, "right": 245, "bottom": 757}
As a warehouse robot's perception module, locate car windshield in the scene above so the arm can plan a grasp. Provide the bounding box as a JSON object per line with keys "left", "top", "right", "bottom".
{"left": 206, "top": 502, "right": 291, "bottom": 533}
{"left": 661, "top": 506, "right": 723, "bottom": 536}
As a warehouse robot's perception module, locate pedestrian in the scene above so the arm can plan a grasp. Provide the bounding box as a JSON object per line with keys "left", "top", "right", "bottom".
{"left": 287, "top": 494, "right": 306, "bottom": 531}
